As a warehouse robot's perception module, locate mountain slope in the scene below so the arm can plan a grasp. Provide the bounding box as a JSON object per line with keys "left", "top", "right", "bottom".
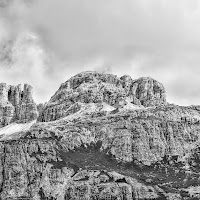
{"left": 0, "top": 71, "right": 200, "bottom": 199}
{"left": 38, "top": 71, "right": 166, "bottom": 122}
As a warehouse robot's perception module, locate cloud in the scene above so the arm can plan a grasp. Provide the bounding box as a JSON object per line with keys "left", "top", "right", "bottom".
{"left": 0, "top": 0, "right": 200, "bottom": 105}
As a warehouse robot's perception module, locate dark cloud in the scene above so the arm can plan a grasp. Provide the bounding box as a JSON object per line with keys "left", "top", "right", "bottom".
{"left": 0, "top": 0, "right": 200, "bottom": 105}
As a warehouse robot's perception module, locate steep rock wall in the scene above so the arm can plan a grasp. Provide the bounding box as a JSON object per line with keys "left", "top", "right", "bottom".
{"left": 1, "top": 103, "right": 200, "bottom": 199}
{"left": 38, "top": 71, "right": 166, "bottom": 122}
{"left": 0, "top": 128, "right": 173, "bottom": 200}
{"left": 0, "top": 71, "right": 199, "bottom": 199}
{"left": 0, "top": 83, "right": 38, "bottom": 127}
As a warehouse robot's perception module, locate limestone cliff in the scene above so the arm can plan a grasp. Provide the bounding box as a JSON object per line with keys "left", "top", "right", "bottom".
{"left": 38, "top": 71, "right": 166, "bottom": 122}
{"left": 0, "top": 83, "right": 38, "bottom": 127}
{"left": 0, "top": 71, "right": 200, "bottom": 200}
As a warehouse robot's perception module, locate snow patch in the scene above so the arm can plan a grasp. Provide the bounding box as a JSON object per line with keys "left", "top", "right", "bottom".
{"left": 0, "top": 120, "right": 36, "bottom": 141}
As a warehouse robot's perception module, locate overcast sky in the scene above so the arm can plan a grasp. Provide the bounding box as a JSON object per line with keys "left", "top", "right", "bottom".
{"left": 0, "top": 0, "right": 200, "bottom": 105}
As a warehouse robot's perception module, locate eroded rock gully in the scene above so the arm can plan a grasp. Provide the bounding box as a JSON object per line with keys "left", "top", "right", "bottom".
{"left": 0, "top": 71, "right": 200, "bottom": 199}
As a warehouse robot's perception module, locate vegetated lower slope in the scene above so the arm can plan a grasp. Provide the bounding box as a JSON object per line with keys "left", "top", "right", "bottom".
{"left": 0, "top": 71, "right": 200, "bottom": 199}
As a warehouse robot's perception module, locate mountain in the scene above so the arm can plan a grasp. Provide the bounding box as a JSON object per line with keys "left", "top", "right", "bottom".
{"left": 38, "top": 71, "right": 166, "bottom": 122}
{"left": 0, "top": 83, "right": 38, "bottom": 127}
{"left": 0, "top": 71, "right": 200, "bottom": 199}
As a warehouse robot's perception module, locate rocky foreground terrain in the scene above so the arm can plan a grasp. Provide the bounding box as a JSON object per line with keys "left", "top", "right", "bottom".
{"left": 0, "top": 71, "right": 200, "bottom": 199}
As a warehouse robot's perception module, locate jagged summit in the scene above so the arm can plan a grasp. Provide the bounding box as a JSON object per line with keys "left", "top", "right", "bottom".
{"left": 38, "top": 71, "right": 166, "bottom": 122}
{"left": 0, "top": 71, "right": 166, "bottom": 125}
{"left": 1, "top": 71, "right": 200, "bottom": 199}
{"left": 0, "top": 82, "right": 38, "bottom": 127}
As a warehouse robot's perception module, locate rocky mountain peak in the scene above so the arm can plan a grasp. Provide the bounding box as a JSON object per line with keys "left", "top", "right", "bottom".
{"left": 1, "top": 71, "right": 200, "bottom": 199}
{"left": 0, "top": 82, "right": 38, "bottom": 126}
{"left": 58, "top": 71, "right": 121, "bottom": 90}
{"left": 38, "top": 71, "right": 166, "bottom": 122}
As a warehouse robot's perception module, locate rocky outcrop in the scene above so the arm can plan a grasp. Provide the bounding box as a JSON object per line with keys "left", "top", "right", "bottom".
{"left": 130, "top": 77, "right": 166, "bottom": 107}
{"left": 0, "top": 71, "right": 199, "bottom": 199}
{"left": 0, "top": 127, "right": 176, "bottom": 200}
{"left": 38, "top": 71, "right": 166, "bottom": 122}
{"left": 0, "top": 83, "right": 38, "bottom": 127}
{"left": 0, "top": 102, "right": 200, "bottom": 199}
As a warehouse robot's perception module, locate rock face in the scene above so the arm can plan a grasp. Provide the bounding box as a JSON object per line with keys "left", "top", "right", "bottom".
{"left": 0, "top": 71, "right": 200, "bottom": 200}
{"left": 38, "top": 71, "right": 166, "bottom": 122}
{"left": 0, "top": 83, "right": 38, "bottom": 127}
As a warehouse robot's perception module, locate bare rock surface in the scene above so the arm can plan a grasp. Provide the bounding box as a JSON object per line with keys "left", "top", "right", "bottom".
{"left": 38, "top": 71, "right": 166, "bottom": 122}
{"left": 0, "top": 83, "right": 38, "bottom": 127}
{"left": 0, "top": 71, "right": 200, "bottom": 199}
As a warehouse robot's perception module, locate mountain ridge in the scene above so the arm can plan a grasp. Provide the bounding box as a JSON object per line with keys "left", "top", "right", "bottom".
{"left": 0, "top": 71, "right": 200, "bottom": 199}
{"left": 38, "top": 71, "right": 166, "bottom": 122}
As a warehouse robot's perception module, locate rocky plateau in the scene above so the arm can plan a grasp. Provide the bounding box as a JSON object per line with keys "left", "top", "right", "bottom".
{"left": 0, "top": 71, "right": 200, "bottom": 199}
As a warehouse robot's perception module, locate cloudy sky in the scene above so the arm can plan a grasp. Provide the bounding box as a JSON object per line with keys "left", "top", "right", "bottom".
{"left": 0, "top": 0, "right": 200, "bottom": 105}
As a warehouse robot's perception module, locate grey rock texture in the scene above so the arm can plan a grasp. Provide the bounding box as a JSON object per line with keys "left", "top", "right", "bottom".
{"left": 38, "top": 71, "right": 166, "bottom": 122}
{"left": 0, "top": 83, "right": 38, "bottom": 127}
{"left": 0, "top": 125, "right": 173, "bottom": 199}
{"left": 0, "top": 71, "right": 200, "bottom": 199}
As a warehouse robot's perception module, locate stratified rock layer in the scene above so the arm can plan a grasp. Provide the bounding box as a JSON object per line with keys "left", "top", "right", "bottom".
{"left": 0, "top": 71, "right": 200, "bottom": 200}
{"left": 1, "top": 103, "right": 200, "bottom": 199}
{"left": 0, "top": 83, "right": 38, "bottom": 127}
{"left": 38, "top": 71, "right": 166, "bottom": 122}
